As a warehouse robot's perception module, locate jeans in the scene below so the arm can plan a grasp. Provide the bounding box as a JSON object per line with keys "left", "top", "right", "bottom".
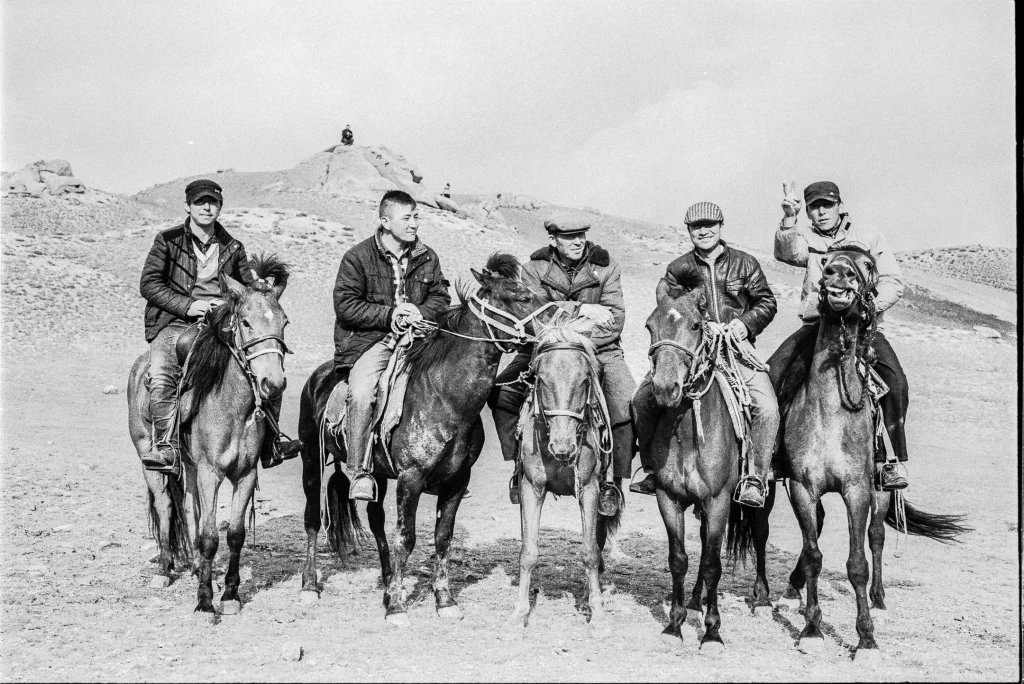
{"left": 147, "top": 321, "right": 191, "bottom": 446}
{"left": 488, "top": 346, "right": 637, "bottom": 478}
{"left": 771, "top": 325, "right": 909, "bottom": 462}
{"left": 632, "top": 360, "right": 780, "bottom": 480}
{"left": 345, "top": 339, "right": 394, "bottom": 471}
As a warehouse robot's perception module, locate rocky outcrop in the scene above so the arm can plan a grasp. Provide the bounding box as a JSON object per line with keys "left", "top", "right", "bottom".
{"left": 2, "top": 159, "right": 85, "bottom": 198}
{"left": 496, "top": 193, "right": 544, "bottom": 210}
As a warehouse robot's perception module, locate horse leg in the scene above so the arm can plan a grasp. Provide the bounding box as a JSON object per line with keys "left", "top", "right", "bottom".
{"left": 433, "top": 468, "right": 470, "bottom": 619}
{"left": 146, "top": 472, "right": 174, "bottom": 587}
{"left": 183, "top": 461, "right": 200, "bottom": 575}
{"left": 700, "top": 495, "right": 729, "bottom": 649}
{"left": 868, "top": 489, "right": 889, "bottom": 613}
{"left": 219, "top": 469, "right": 258, "bottom": 615}
{"left": 656, "top": 489, "right": 690, "bottom": 643}
{"left": 579, "top": 477, "right": 608, "bottom": 634}
{"left": 687, "top": 513, "right": 707, "bottom": 612}
{"left": 383, "top": 471, "right": 424, "bottom": 626}
{"left": 843, "top": 485, "right": 878, "bottom": 655}
{"left": 781, "top": 497, "right": 825, "bottom": 609}
{"left": 300, "top": 436, "right": 322, "bottom": 599}
{"left": 789, "top": 483, "right": 826, "bottom": 651}
{"left": 193, "top": 463, "right": 223, "bottom": 614}
{"left": 367, "top": 476, "right": 392, "bottom": 590}
{"left": 751, "top": 482, "right": 777, "bottom": 612}
{"left": 509, "top": 474, "right": 545, "bottom": 630}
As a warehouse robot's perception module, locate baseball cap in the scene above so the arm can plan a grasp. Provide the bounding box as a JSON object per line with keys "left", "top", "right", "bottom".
{"left": 185, "top": 179, "right": 223, "bottom": 204}
{"left": 804, "top": 181, "right": 841, "bottom": 206}
{"left": 543, "top": 215, "right": 591, "bottom": 236}
{"left": 683, "top": 201, "right": 724, "bottom": 226}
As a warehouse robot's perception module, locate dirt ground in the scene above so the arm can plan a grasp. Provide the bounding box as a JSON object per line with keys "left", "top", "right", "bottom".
{"left": 1, "top": 197, "right": 1020, "bottom": 681}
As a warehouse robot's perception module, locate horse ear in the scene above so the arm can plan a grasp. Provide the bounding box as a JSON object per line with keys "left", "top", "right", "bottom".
{"left": 221, "top": 275, "right": 247, "bottom": 299}
{"left": 271, "top": 277, "right": 287, "bottom": 300}
{"left": 471, "top": 268, "right": 491, "bottom": 286}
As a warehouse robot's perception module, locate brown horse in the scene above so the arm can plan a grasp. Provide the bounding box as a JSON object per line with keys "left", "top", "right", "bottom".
{"left": 640, "top": 272, "right": 752, "bottom": 649}
{"left": 127, "top": 255, "right": 291, "bottom": 613}
{"left": 508, "top": 320, "right": 621, "bottom": 635}
{"left": 750, "top": 246, "right": 968, "bottom": 659}
{"left": 298, "top": 253, "right": 553, "bottom": 625}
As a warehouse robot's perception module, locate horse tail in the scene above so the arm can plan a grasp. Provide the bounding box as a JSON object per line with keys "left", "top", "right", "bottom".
{"left": 324, "top": 471, "right": 367, "bottom": 558}
{"left": 598, "top": 499, "right": 623, "bottom": 540}
{"left": 726, "top": 499, "right": 757, "bottom": 565}
{"left": 884, "top": 491, "right": 971, "bottom": 543}
{"left": 148, "top": 474, "right": 192, "bottom": 566}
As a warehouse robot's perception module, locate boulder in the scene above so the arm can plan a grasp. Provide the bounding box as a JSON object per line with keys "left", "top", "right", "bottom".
{"left": 44, "top": 174, "right": 85, "bottom": 194}
{"left": 2, "top": 159, "right": 83, "bottom": 197}
{"left": 435, "top": 195, "right": 460, "bottom": 213}
{"left": 33, "top": 159, "right": 74, "bottom": 177}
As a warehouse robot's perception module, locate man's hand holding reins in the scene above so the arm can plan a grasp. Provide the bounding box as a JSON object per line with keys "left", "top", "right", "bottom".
{"left": 727, "top": 318, "right": 749, "bottom": 341}
{"left": 578, "top": 303, "right": 614, "bottom": 328}
{"left": 392, "top": 302, "right": 424, "bottom": 329}
{"left": 187, "top": 299, "right": 223, "bottom": 319}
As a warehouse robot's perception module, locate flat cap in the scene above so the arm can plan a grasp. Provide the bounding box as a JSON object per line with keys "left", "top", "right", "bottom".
{"left": 804, "top": 181, "right": 841, "bottom": 205}
{"left": 543, "top": 215, "right": 591, "bottom": 235}
{"left": 185, "top": 179, "right": 223, "bottom": 204}
{"left": 683, "top": 201, "right": 724, "bottom": 225}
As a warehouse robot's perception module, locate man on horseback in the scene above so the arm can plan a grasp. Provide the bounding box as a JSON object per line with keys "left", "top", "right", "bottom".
{"left": 139, "top": 179, "right": 301, "bottom": 476}
{"left": 772, "top": 181, "right": 909, "bottom": 490}
{"left": 488, "top": 215, "right": 635, "bottom": 513}
{"left": 334, "top": 190, "right": 451, "bottom": 501}
{"left": 631, "top": 201, "right": 779, "bottom": 508}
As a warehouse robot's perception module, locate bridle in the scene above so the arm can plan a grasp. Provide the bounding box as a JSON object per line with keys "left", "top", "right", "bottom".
{"left": 819, "top": 251, "right": 878, "bottom": 412}
{"left": 221, "top": 301, "right": 291, "bottom": 425}
{"left": 647, "top": 328, "right": 716, "bottom": 402}
{"left": 405, "top": 295, "right": 559, "bottom": 354}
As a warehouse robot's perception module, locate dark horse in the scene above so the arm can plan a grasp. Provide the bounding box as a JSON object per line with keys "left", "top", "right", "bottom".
{"left": 641, "top": 273, "right": 752, "bottom": 649}
{"left": 298, "top": 253, "right": 550, "bottom": 625}
{"left": 127, "top": 255, "right": 291, "bottom": 613}
{"left": 735, "top": 246, "right": 968, "bottom": 659}
{"left": 509, "top": 320, "right": 621, "bottom": 635}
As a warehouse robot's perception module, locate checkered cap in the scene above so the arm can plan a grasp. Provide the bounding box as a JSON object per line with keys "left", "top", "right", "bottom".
{"left": 683, "top": 201, "right": 724, "bottom": 225}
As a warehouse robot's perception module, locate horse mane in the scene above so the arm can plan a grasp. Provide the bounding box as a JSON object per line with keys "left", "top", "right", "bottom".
{"left": 774, "top": 322, "right": 819, "bottom": 415}
{"left": 534, "top": 321, "right": 600, "bottom": 372}
{"left": 249, "top": 253, "right": 290, "bottom": 292}
{"left": 404, "top": 253, "right": 521, "bottom": 378}
{"left": 184, "top": 304, "right": 236, "bottom": 407}
{"left": 665, "top": 269, "right": 704, "bottom": 298}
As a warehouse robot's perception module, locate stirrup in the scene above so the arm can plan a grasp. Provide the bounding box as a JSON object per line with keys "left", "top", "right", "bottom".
{"left": 733, "top": 475, "right": 768, "bottom": 508}
{"left": 598, "top": 482, "right": 623, "bottom": 516}
{"left": 508, "top": 465, "right": 521, "bottom": 505}
{"left": 876, "top": 462, "right": 908, "bottom": 491}
{"left": 349, "top": 473, "right": 378, "bottom": 502}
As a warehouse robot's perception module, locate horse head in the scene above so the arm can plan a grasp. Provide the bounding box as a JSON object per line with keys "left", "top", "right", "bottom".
{"left": 818, "top": 244, "right": 877, "bottom": 322}
{"left": 470, "top": 252, "right": 553, "bottom": 345}
{"left": 531, "top": 324, "right": 598, "bottom": 465}
{"left": 220, "top": 254, "right": 291, "bottom": 402}
{"left": 647, "top": 273, "right": 707, "bottom": 408}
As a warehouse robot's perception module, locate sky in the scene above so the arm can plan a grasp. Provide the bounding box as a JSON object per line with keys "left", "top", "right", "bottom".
{"left": 1, "top": 1, "right": 1016, "bottom": 251}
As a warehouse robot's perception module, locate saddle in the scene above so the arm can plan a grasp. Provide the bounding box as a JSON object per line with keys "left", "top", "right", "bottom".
{"left": 323, "top": 333, "right": 416, "bottom": 468}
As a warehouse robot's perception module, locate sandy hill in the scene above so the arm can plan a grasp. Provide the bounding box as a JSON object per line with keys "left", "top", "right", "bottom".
{"left": 897, "top": 246, "right": 1015, "bottom": 292}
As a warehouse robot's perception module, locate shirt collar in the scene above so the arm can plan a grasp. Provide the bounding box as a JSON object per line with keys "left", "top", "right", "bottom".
{"left": 375, "top": 227, "right": 419, "bottom": 260}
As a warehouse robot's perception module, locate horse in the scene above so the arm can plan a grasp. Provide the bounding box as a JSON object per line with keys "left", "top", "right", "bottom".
{"left": 742, "top": 246, "right": 969, "bottom": 658}
{"left": 127, "top": 255, "right": 291, "bottom": 613}
{"left": 508, "top": 319, "right": 621, "bottom": 634}
{"left": 298, "top": 253, "right": 553, "bottom": 626}
{"left": 641, "top": 272, "right": 754, "bottom": 649}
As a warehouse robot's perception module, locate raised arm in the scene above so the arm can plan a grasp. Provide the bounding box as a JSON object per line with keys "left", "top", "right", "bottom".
{"left": 774, "top": 180, "right": 809, "bottom": 267}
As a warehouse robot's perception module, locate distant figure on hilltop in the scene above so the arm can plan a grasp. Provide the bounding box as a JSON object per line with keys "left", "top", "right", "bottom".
{"left": 341, "top": 125, "right": 354, "bottom": 146}
{"left": 442, "top": 183, "right": 451, "bottom": 198}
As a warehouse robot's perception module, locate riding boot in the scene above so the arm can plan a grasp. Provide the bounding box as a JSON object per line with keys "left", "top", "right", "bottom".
{"left": 142, "top": 381, "right": 181, "bottom": 477}
{"left": 346, "top": 423, "right": 379, "bottom": 502}
{"left": 628, "top": 378, "right": 658, "bottom": 496}
{"left": 492, "top": 407, "right": 525, "bottom": 504}
{"left": 258, "top": 396, "right": 304, "bottom": 469}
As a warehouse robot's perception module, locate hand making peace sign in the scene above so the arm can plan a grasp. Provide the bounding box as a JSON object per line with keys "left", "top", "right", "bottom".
{"left": 781, "top": 180, "right": 802, "bottom": 218}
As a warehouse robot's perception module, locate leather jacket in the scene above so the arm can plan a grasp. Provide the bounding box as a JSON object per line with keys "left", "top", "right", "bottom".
{"left": 662, "top": 241, "right": 777, "bottom": 343}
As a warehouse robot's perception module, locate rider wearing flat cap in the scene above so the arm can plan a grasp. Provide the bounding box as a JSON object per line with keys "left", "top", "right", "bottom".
{"left": 139, "top": 179, "right": 301, "bottom": 476}
{"left": 773, "top": 181, "right": 909, "bottom": 490}
{"left": 631, "top": 201, "right": 779, "bottom": 507}
{"left": 488, "top": 215, "right": 636, "bottom": 513}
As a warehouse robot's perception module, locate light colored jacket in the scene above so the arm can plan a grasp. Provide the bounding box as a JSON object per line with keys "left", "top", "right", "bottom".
{"left": 774, "top": 215, "right": 904, "bottom": 322}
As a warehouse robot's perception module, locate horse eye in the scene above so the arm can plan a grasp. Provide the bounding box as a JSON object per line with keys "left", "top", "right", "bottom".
{"left": 241, "top": 319, "right": 252, "bottom": 329}
{"left": 691, "top": 322, "right": 700, "bottom": 330}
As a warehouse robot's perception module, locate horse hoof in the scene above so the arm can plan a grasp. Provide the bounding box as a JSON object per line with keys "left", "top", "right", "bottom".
{"left": 870, "top": 608, "right": 888, "bottom": 626}
{"left": 855, "top": 647, "right": 883, "bottom": 665}
{"left": 700, "top": 640, "right": 725, "bottom": 653}
{"left": 776, "top": 595, "right": 801, "bottom": 612}
{"left": 219, "top": 600, "right": 241, "bottom": 615}
{"left": 385, "top": 612, "right": 411, "bottom": 628}
{"left": 437, "top": 605, "right": 463, "bottom": 620}
{"left": 149, "top": 575, "right": 171, "bottom": 589}
{"left": 299, "top": 591, "right": 320, "bottom": 606}
{"left": 797, "top": 636, "right": 826, "bottom": 654}
{"left": 753, "top": 604, "right": 774, "bottom": 620}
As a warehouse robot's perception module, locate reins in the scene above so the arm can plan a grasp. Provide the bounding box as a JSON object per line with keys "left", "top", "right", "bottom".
{"left": 395, "top": 296, "right": 559, "bottom": 353}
